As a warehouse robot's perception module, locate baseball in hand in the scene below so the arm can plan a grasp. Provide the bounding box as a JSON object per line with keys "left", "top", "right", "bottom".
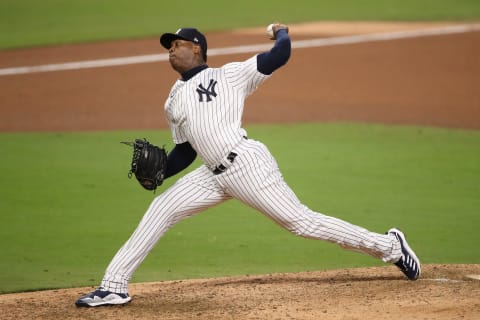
{"left": 266, "top": 24, "right": 275, "bottom": 40}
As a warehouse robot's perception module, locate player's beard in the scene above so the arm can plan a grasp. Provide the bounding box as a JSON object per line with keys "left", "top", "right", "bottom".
{"left": 169, "top": 54, "right": 202, "bottom": 74}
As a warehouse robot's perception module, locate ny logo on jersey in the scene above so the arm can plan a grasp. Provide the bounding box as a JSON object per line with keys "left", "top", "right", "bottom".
{"left": 196, "top": 79, "right": 218, "bottom": 102}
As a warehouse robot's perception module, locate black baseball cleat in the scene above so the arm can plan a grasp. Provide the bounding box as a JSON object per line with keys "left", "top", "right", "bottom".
{"left": 388, "top": 228, "right": 421, "bottom": 280}
{"left": 75, "top": 287, "right": 132, "bottom": 307}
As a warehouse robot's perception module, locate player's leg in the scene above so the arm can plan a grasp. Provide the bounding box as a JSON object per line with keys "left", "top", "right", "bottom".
{"left": 77, "top": 166, "right": 230, "bottom": 306}
{"left": 221, "top": 140, "right": 401, "bottom": 263}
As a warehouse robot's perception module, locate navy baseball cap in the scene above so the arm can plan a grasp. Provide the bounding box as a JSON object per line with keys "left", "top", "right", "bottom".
{"left": 160, "top": 28, "right": 208, "bottom": 61}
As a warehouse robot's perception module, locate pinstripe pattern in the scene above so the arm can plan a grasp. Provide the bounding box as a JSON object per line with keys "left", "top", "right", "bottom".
{"left": 100, "top": 55, "right": 402, "bottom": 294}
{"left": 220, "top": 140, "right": 399, "bottom": 258}
{"left": 165, "top": 56, "right": 267, "bottom": 168}
{"left": 102, "top": 166, "right": 231, "bottom": 293}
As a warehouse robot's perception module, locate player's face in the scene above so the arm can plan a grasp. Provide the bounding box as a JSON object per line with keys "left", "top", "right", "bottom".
{"left": 168, "top": 39, "right": 201, "bottom": 73}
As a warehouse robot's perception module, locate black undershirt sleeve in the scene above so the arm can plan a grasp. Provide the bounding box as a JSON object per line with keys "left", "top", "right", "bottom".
{"left": 256, "top": 29, "right": 291, "bottom": 75}
{"left": 164, "top": 141, "right": 197, "bottom": 179}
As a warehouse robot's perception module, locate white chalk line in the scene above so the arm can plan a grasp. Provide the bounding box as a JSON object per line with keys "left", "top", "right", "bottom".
{"left": 1, "top": 24, "right": 479, "bottom": 76}
{"left": 421, "top": 275, "right": 480, "bottom": 282}
{"left": 421, "top": 278, "right": 464, "bottom": 283}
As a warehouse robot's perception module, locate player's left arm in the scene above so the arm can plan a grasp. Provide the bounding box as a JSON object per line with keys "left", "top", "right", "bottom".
{"left": 164, "top": 141, "right": 197, "bottom": 179}
{"left": 256, "top": 26, "right": 291, "bottom": 75}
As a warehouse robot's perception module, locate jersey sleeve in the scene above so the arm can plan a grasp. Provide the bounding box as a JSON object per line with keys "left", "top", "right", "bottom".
{"left": 170, "top": 123, "right": 188, "bottom": 144}
{"left": 224, "top": 56, "right": 270, "bottom": 96}
{"left": 165, "top": 105, "right": 188, "bottom": 144}
{"left": 165, "top": 83, "right": 189, "bottom": 144}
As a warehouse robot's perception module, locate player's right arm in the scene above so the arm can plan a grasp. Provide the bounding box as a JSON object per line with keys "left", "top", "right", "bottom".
{"left": 223, "top": 27, "right": 291, "bottom": 96}
{"left": 256, "top": 28, "right": 291, "bottom": 75}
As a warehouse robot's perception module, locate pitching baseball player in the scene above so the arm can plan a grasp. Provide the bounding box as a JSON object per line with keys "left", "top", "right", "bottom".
{"left": 76, "top": 23, "right": 421, "bottom": 307}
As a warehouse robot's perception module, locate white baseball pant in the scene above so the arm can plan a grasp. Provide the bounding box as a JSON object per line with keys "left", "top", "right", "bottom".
{"left": 101, "top": 138, "right": 401, "bottom": 293}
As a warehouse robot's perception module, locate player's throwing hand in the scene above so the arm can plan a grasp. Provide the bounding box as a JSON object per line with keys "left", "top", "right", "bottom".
{"left": 267, "top": 23, "right": 289, "bottom": 40}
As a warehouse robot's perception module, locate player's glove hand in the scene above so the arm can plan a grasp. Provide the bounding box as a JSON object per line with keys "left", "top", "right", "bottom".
{"left": 121, "top": 138, "right": 168, "bottom": 192}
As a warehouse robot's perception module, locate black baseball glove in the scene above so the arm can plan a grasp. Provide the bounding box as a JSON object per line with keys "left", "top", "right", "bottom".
{"left": 121, "top": 138, "right": 168, "bottom": 191}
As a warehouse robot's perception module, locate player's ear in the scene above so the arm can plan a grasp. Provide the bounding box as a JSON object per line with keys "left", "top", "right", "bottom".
{"left": 192, "top": 44, "right": 201, "bottom": 55}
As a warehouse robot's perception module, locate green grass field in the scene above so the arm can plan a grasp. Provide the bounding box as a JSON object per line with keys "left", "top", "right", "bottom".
{"left": 1, "top": 0, "right": 480, "bottom": 49}
{"left": 1, "top": 124, "right": 479, "bottom": 293}
{"left": 1, "top": 0, "right": 479, "bottom": 295}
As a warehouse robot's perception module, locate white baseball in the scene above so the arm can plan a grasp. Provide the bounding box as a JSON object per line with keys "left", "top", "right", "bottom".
{"left": 266, "top": 24, "right": 275, "bottom": 39}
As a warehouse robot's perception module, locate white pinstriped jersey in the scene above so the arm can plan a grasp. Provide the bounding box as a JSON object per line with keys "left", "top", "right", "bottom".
{"left": 165, "top": 55, "right": 269, "bottom": 168}
{"left": 100, "top": 48, "right": 406, "bottom": 295}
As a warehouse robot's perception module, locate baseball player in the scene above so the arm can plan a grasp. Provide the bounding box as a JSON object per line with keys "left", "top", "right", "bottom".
{"left": 76, "top": 23, "right": 421, "bottom": 307}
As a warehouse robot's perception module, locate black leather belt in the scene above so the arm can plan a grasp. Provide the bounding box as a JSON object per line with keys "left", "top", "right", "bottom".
{"left": 213, "top": 152, "right": 238, "bottom": 175}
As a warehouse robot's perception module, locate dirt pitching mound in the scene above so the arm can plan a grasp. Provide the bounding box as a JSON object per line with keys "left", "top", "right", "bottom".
{"left": 1, "top": 264, "right": 479, "bottom": 320}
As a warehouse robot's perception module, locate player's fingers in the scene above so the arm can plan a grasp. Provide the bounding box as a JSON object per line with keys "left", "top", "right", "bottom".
{"left": 273, "top": 23, "right": 289, "bottom": 34}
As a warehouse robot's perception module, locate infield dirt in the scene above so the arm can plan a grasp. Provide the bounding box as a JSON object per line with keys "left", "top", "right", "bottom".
{"left": 0, "top": 264, "right": 479, "bottom": 319}
{"left": 0, "top": 22, "right": 479, "bottom": 319}
{"left": 1, "top": 21, "right": 479, "bottom": 131}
